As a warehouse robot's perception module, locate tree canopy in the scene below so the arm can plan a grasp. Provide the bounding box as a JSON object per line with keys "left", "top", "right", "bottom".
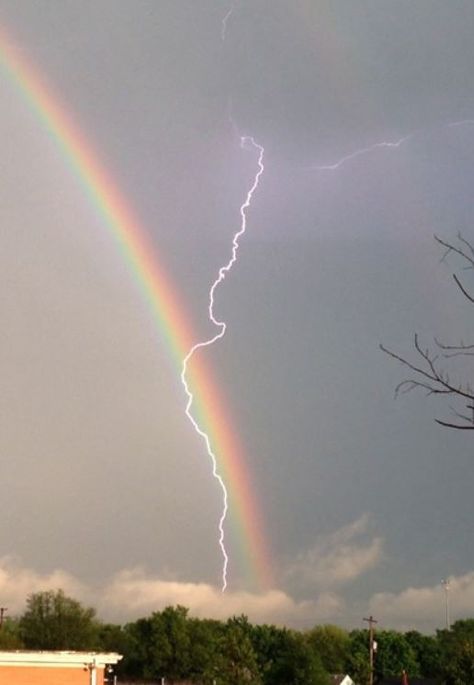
{"left": 4, "top": 588, "right": 474, "bottom": 684}
{"left": 19, "top": 589, "right": 98, "bottom": 650}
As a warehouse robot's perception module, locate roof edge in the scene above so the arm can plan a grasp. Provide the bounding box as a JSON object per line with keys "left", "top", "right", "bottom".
{"left": 0, "top": 651, "right": 122, "bottom": 667}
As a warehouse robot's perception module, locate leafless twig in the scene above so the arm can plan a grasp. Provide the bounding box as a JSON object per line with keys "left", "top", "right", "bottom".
{"left": 382, "top": 234, "right": 474, "bottom": 429}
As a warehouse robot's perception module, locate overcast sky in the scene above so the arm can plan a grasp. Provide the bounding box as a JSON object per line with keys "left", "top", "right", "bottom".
{"left": 1, "top": 0, "right": 474, "bottom": 633}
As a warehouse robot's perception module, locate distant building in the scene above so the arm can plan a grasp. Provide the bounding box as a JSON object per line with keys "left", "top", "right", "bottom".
{"left": 331, "top": 675, "right": 355, "bottom": 685}
{"left": 0, "top": 650, "right": 122, "bottom": 685}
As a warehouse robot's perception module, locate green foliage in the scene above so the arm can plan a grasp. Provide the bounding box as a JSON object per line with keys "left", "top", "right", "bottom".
{"left": 97, "top": 623, "right": 133, "bottom": 676}
{"left": 0, "top": 617, "right": 24, "bottom": 649}
{"left": 122, "top": 616, "right": 153, "bottom": 677}
{"left": 444, "top": 640, "right": 474, "bottom": 685}
{"left": 404, "top": 630, "right": 440, "bottom": 678}
{"left": 271, "top": 629, "right": 329, "bottom": 685}
{"left": 123, "top": 611, "right": 262, "bottom": 685}
{"left": 373, "top": 629, "right": 420, "bottom": 681}
{"left": 218, "top": 615, "right": 262, "bottom": 685}
{"left": 155, "top": 605, "right": 193, "bottom": 680}
{"left": 250, "top": 623, "right": 286, "bottom": 683}
{"left": 97, "top": 622, "right": 131, "bottom": 653}
{"left": 124, "top": 605, "right": 192, "bottom": 682}
{"left": 348, "top": 627, "right": 421, "bottom": 684}
{"left": 306, "top": 624, "right": 351, "bottom": 674}
{"left": 186, "top": 617, "right": 224, "bottom": 684}
{"left": 250, "top": 623, "right": 328, "bottom": 685}
{"left": 16, "top": 590, "right": 474, "bottom": 685}
{"left": 438, "top": 620, "right": 474, "bottom": 685}
{"left": 348, "top": 629, "right": 371, "bottom": 685}
{"left": 19, "top": 589, "right": 98, "bottom": 650}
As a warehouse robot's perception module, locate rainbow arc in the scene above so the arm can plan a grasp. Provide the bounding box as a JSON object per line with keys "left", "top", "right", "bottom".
{"left": 0, "top": 26, "right": 273, "bottom": 590}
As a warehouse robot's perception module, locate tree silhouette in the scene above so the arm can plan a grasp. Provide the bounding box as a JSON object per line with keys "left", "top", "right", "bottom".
{"left": 381, "top": 234, "right": 474, "bottom": 429}
{"left": 19, "top": 589, "right": 98, "bottom": 650}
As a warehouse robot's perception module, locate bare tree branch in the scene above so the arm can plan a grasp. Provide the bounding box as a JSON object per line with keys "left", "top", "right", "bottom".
{"left": 434, "top": 234, "right": 474, "bottom": 269}
{"left": 453, "top": 273, "right": 474, "bottom": 303}
{"left": 435, "top": 419, "right": 474, "bottom": 430}
{"left": 435, "top": 338, "right": 474, "bottom": 350}
{"left": 382, "top": 233, "right": 474, "bottom": 429}
{"left": 447, "top": 404, "right": 473, "bottom": 424}
{"left": 380, "top": 339, "right": 474, "bottom": 401}
{"left": 457, "top": 232, "right": 474, "bottom": 259}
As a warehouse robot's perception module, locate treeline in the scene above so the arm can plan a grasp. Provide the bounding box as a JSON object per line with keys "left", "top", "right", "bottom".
{"left": 2, "top": 589, "right": 474, "bottom": 684}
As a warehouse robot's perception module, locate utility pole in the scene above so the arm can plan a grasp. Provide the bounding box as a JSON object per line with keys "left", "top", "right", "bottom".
{"left": 363, "top": 614, "right": 378, "bottom": 685}
{"left": 442, "top": 579, "right": 451, "bottom": 630}
{"left": 0, "top": 608, "right": 7, "bottom": 630}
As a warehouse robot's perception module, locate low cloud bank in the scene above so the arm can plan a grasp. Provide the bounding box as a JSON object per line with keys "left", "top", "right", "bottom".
{"left": 0, "top": 556, "right": 86, "bottom": 611}
{"left": 370, "top": 571, "right": 474, "bottom": 632}
{"left": 0, "top": 556, "right": 344, "bottom": 627}
{"left": 98, "top": 567, "right": 345, "bottom": 625}
{"left": 4, "top": 515, "right": 471, "bottom": 631}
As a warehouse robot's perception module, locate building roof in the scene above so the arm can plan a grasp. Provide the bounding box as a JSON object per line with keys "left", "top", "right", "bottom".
{"left": 0, "top": 651, "right": 122, "bottom": 668}
{"left": 331, "top": 675, "right": 355, "bottom": 685}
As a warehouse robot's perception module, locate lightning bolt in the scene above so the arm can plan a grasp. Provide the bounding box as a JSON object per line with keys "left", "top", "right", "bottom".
{"left": 221, "top": 2, "right": 236, "bottom": 43}
{"left": 181, "top": 135, "right": 265, "bottom": 591}
{"left": 310, "top": 134, "right": 412, "bottom": 171}
{"left": 448, "top": 119, "right": 474, "bottom": 128}
{"left": 184, "top": 0, "right": 474, "bottom": 593}
{"left": 309, "top": 120, "right": 474, "bottom": 173}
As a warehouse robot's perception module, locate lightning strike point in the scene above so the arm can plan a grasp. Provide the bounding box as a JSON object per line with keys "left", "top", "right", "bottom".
{"left": 181, "top": 135, "right": 265, "bottom": 592}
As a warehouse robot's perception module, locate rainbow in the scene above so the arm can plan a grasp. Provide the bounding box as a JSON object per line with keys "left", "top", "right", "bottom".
{"left": 0, "top": 26, "right": 273, "bottom": 589}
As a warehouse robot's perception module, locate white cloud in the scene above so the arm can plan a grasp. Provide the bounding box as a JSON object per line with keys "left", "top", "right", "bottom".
{"left": 286, "top": 514, "right": 384, "bottom": 589}
{"left": 0, "top": 556, "right": 87, "bottom": 614}
{"left": 369, "top": 570, "right": 474, "bottom": 631}
{"left": 97, "top": 568, "right": 345, "bottom": 626}
{"left": 7, "top": 553, "right": 474, "bottom": 633}
{"left": 0, "top": 557, "right": 344, "bottom": 627}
